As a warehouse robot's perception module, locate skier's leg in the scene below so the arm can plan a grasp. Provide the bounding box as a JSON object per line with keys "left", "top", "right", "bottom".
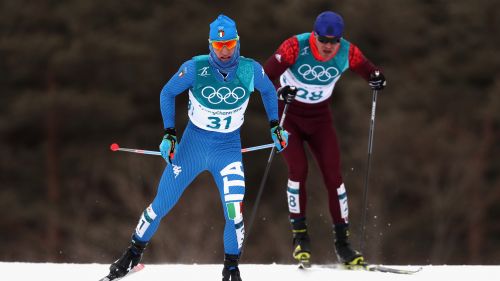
{"left": 135, "top": 126, "right": 206, "bottom": 242}
{"left": 132, "top": 156, "right": 200, "bottom": 241}
{"left": 106, "top": 124, "right": 205, "bottom": 279}
{"left": 308, "top": 121, "right": 363, "bottom": 264}
{"left": 209, "top": 136, "right": 244, "bottom": 281}
{"left": 279, "top": 114, "right": 311, "bottom": 264}
{"left": 211, "top": 153, "right": 245, "bottom": 255}
{"left": 280, "top": 117, "right": 309, "bottom": 219}
{"left": 107, "top": 166, "right": 200, "bottom": 279}
{"left": 307, "top": 122, "right": 346, "bottom": 224}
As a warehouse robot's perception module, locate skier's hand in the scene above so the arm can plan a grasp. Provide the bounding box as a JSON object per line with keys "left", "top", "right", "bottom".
{"left": 270, "top": 120, "right": 288, "bottom": 152}
{"left": 278, "top": 85, "right": 298, "bottom": 104}
{"left": 159, "top": 127, "right": 177, "bottom": 164}
{"left": 368, "top": 70, "right": 386, "bottom": 90}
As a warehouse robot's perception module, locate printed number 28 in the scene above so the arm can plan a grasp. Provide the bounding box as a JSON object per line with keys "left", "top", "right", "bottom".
{"left": 207, "top": 116, "right": 232, "bottom": 130}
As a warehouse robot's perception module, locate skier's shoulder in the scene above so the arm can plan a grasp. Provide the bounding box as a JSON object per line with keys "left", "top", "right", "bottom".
{"left": 186, "top": 55, "right": 208, "bottom": 72}
{"left": 339, "top": 37, "right": 352, "bottom": 53}
{"left": 175, "top": 58, "right": 197, "bottom": 75}
{"left": 296, "top": 32, "right": 311, "bottom": 41}
{"left": 238, "top": 56, "right": 261, "bottom": 72}
{"left": 239, "top": 55, "right": 255, "bottom": 64}
{"left": 239, "top": 56, "right": 266, "bottom": 77}
{"left": 192, "top": 54, "right": 209, "bottom": 62}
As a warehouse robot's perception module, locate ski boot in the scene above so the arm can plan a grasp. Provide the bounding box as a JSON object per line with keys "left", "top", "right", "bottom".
{"left": 333, "top": 224, "right": 364, "bottom": 269}
{"left": 291, "top": 218, "right": 311, "bottom": 268}
{"left": 222, "top": 254, "right": 242, "bottom": 281}
{"left": 105, "top": 236, "right": 148, "bottom": 280}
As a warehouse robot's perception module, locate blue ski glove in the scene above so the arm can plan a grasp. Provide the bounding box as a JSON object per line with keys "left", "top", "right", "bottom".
{"left": 368, "top": 70, "right": 386, "bottom": 90}
{"left": 159, "top": 127, "right": 177, "bottom": 164}
{"left": 278, "top": 85, "right": 298, "bottom": 104}
{"left": 270, "top": 120, "right": 289, "bottom": 153}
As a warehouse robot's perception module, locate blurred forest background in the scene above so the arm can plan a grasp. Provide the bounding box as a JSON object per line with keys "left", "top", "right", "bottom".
{"left": 1, "top": 0, "right": 499, "bottom": 266}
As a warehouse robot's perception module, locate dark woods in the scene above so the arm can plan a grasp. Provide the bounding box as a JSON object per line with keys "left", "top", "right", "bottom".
{"left": 1, "top": 0, "right": 499, "bottom": 265}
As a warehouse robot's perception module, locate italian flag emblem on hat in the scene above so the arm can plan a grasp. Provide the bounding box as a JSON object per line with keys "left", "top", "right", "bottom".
{"left": 218, "top": 28, "right": 225, "bottom": 38}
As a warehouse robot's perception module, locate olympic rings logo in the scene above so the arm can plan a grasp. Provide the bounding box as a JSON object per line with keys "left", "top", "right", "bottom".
{"left": 201, "top": 86, "right": 246, "bottom": 105}
{"left": 297, "top": 64, "right": 339, "bottom": 82}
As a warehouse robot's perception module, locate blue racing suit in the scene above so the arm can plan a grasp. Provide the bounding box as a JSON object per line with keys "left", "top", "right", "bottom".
{"left": 133, "top": 55, "right": 278, "bottom": 256}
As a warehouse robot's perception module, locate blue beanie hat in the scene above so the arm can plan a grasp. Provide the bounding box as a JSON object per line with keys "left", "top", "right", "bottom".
{"left": 209, "top": 14, "right": 238, "bottom": 41}
{"left": 314, "top": 11, "right": 344, "bottom": 38}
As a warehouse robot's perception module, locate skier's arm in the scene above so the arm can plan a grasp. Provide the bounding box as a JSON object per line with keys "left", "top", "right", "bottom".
{"left": 348, "top": 43, "right": 387, "bottom": 90}
{"left": 348, "top": 43, "right": 381, "bottom": 81}
{"left": 160, "top": 60, "right": 195, "bottom": 129}
{"left": 263, "top": 36, "right": 300, "bottom": 88}
{"left": 253, "top": 61, "right": 278, "bottom": 122}
{"left": 255, "top": 61, "right": 289, "bottom": 151}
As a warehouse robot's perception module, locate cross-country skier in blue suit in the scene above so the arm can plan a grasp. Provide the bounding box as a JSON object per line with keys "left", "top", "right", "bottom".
{"left": 102, "top": 14, "right": 294, "bottom": 281}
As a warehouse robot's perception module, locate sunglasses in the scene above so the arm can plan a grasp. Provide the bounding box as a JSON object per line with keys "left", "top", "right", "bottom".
{"left": 316, "top": 34, "right": 340, "bottom": 44}
{"left": 210, "top": 37, "right": 239, "bottom": 50}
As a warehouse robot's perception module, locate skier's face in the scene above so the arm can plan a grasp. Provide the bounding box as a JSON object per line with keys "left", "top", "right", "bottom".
{"left": 314, "top": 33, "right": 340, "bottom": 60}
{"left": 213, "top": 46, "right": 236, "bottom": 62}
{"left": 211, "top": 38, "right": 238, "bottom": 62}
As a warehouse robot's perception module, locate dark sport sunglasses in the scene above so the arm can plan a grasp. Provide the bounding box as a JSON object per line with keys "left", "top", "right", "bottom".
{"left": 316, "top": 33, "right": 340, "bottom": 44}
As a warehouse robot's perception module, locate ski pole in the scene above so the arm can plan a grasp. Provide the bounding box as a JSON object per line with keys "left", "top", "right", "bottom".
{"left": 241, "top": 143, "right": 274, "bottom": 153}
{"left": 109, "top": 142, "right": 274, "bottom": 155}
{"left": 241, "top": 102, "right": 291, "bottom": 258}
{"left": 359, "top": 86, "right": 379, "bottom": 254}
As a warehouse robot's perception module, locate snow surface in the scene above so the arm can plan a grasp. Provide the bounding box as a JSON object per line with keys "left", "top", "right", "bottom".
{"left": 1, "top": 262, "right": 498, "bottom": 281}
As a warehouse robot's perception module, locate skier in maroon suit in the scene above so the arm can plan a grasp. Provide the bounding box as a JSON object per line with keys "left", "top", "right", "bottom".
{"left": 264, "top": 11, "right": 386, "bottom": 267}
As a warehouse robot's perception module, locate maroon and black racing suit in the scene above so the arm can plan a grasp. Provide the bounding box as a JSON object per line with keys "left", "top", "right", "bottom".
{"left": 264, "top": 32, "right": 379, "bottom": 225}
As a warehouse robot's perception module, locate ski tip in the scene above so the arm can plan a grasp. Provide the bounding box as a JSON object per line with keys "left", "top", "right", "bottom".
{"left": 367, "top": 264, "right": 423, "bottom": 274}
{"left": 298, "top": 262, "right": 311, "bottom": 269}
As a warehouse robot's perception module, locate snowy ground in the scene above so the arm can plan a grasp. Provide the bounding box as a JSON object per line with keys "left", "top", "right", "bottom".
{"left": 1, "top": 262, "right": 497, "bottom": 281}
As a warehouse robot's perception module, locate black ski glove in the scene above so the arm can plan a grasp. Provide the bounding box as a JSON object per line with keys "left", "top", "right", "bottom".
{"left": 368, "top": 71, "right": 386, "bottom": 90}
{"left": 278, "top": 85, "right": 298, "bottom": 104}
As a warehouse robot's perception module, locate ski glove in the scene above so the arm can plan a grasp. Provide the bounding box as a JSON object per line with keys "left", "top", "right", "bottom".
{"left": 278, "top": 85, "right": 298, "bottom": 104}
{"left": 159, "top": 127, "right": 177, "bottom": 164}
{"left": 368, "top": 70, "right": 386, "bottom": 90}
{"left": 270, "top": 120, "right": 288, "bottom": 153}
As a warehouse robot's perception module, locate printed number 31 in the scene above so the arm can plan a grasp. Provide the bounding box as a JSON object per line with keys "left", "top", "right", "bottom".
{"left": 207, "top": 116, "right": 232, "bottom": 130}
